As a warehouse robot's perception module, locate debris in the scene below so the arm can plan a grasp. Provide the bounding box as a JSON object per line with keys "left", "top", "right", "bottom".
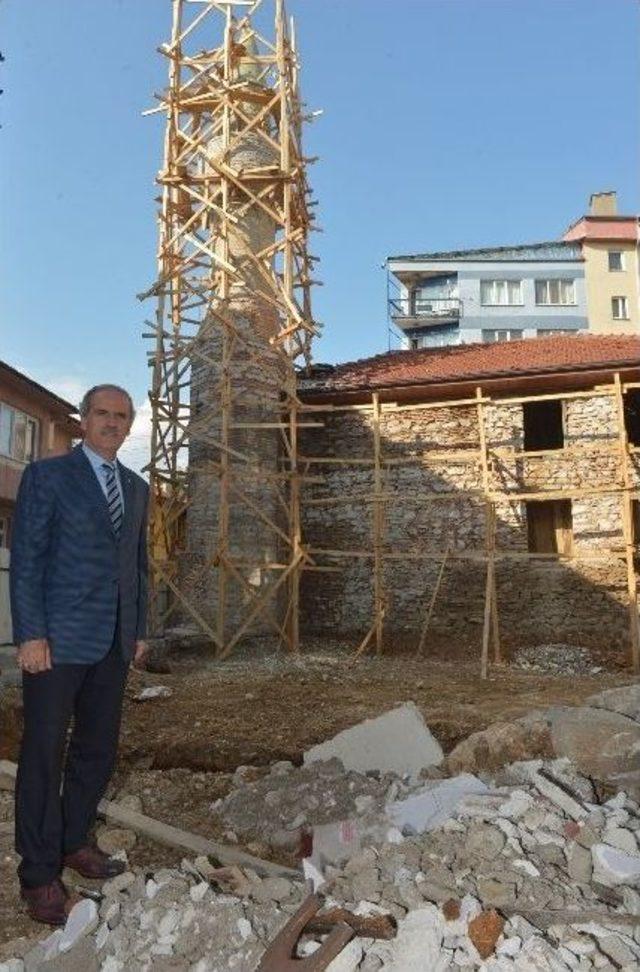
{"left": 305, "top": 907, "right": 396, "bottom": 941}
{"left": 256, "top": 894, "right": 354, "bottom": 972}
{"left": 467, "top": 909, "right": 505, "bottom": 960}
{"left": 96, "top": 827, "right": 137, "bottom": 855}
{"left": 303, "top": 703, "right": 443, "bottom": 778}
{"left": 132, "top": 685, "right": 173, "bottom": 702}
{"left": 591, "top": 843, "right": 640, "bottom": 887}
{"left": 0, "top": 759, "right": 17, "bottom": 792}
{"left": 99, "top": 791, "right": 298, "bottom": 878}
{"left": 59, "top": 899, "right": 99, "bottom": 953}
{"left": 387, "top": 906, "right": 446, "bottom": 971}
{"left": 387, "top": 774, "right": 488, "bottom": 834}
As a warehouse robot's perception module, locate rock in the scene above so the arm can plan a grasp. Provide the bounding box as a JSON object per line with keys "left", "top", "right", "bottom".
{"left": 446, "top": 719, "right": 552, "bottom": 776}
{"left": 102, "top": 871, "right": 136, "bottom": 895}
{"left": 467, "top": 909, "right": 504, "bottom": 959}
{"left": 591, "top": 843, "right": 640, "bottom": 887}
{"left": 442, "top": 898, "right": 461, "bottom": 920}
{"left": 586, "top": 685, "right": 640, "bottom": 721}
{"left": 252, "top": 877, "right": 293, "bottom": 903}
{"left": 190, "top": 881, "right": 209, "bottom": 902}
{"left": 0, "top": 962, "right": 24, "bottom": 972}
{"left": 132, "top": 685, "right": 173, "bottom": 701}
{"left": 59, "top": 899, "right": 99, "bottom": 953}
{"left": 388, "top": 906, "right": 447, "bottom": 971}
{"left": 304, "top": 703, "right": 443, "bottom": 778}
{"left": 0, "top": 759, "right": 17, "bottom": 792}
{"left": 325, "top": 941, "right": 363, "bottom": 972}
{"left": 476, "top": 877, "right": 517, "bottom": 909}
{"left": 548, "top": 706, "right": 640, "bottom": 782}
{"left": 525, "top": 768, "right": 587, "bottom": 821}
{"left": 566, "top": 843, "right": 593, "bottom": 884}
{"left": 465, "top": 823, "right": 506, "bottom": 859}
{"left": 603, "top": 826, "right": 638, "bottom": 855}
{"left": 115, "top": 793, "right": 143, "bottom": 813}
{"left": 96, "top": 827, "right": 137, "bottom": 855}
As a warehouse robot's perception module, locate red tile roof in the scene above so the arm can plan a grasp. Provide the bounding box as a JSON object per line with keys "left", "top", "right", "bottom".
{"left": 304, "top": 335, "right": 640, "bottom": 393}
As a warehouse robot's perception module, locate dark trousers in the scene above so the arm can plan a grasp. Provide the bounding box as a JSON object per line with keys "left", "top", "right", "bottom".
{"left": 15, "top": 637, "right": 129, "bottom": 888}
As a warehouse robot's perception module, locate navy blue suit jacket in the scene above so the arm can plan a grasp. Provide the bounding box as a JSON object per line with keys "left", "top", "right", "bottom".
{"left": 10, "top": 444, "right": 149, "bottom": 664}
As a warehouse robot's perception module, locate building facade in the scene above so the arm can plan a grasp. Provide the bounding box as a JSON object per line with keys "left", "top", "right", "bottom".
{"left": 564, "top": 192, "right": 640, "bottom": 336}
{"left": 0, "top": 361, "right": 81, "bottom": 549}
{"left": 388, "top": 241, "right": 588, "bottom": 348}
{"left": 388, "top": 192, "right": 639, "bottom": 349}
{"left": 297, "top": 335, "right": 640, "bottom": 663}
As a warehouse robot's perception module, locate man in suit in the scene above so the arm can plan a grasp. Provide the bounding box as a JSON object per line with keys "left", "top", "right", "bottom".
{"left": 10, "top": 384, "right": 149, "bottom": 926}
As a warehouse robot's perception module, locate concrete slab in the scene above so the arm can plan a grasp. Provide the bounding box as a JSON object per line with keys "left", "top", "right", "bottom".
{"left": 303, "top": 703, "right": 443, "bottom": 778}
{"left": 387, "top": 774, "right": 489, "bottom": 835}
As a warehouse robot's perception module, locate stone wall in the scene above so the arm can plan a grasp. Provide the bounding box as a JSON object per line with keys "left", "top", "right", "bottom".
{"left": 299, "top": 392, "right": 633, "bottom": 652}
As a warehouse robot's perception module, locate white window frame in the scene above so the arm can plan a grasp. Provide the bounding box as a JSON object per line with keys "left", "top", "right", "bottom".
{"left": 534, "top": 279, "right": 576, "bottom": 306}
{"left": 608, "top": 250, "right": 625, "bottom": 272}
{"left": 612, "top": 296, "right": 629, "bottom": 320}
{"left": 481, "top": 329, "right": 523, "bottom": 343}
{"left": 0, "top": 403, "right": 39, "bottom": 462}
{"left": 480, "top": 279, "right": 523, "bottom": 306}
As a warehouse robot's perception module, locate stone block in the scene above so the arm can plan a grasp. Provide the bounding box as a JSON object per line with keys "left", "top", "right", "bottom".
{"left": 304, "top": 703, "right": 443, "bottom": 778}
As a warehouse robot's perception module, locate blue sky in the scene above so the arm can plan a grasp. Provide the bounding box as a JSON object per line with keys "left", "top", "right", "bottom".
{"left": 1, "top": 0, "right": 639, "bottom": 463}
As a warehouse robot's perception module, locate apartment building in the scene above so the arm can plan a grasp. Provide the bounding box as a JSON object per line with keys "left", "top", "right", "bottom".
{"left": 0, "top": 360, "right": 81, "bottom": 548}
{"left": 388, "top": 192, "right": 638, "bottom": 349}
{"left": 564, "top": 191, "right": 640, "bottom": 335}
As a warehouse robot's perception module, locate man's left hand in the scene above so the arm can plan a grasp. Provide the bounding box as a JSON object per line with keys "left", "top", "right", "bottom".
{"left": 133, "top": 640, "right": 148, "bottom": 670}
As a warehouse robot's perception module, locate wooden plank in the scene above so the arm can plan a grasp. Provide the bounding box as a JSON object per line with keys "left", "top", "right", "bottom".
{"left": 614, "top": 373, "right": 640, "bottom": 673}
{"left": 372, "top": 392, "right": 385, "bottom": 654}
{"left": 415, "top": 548, "right": 449, "bottom": 658}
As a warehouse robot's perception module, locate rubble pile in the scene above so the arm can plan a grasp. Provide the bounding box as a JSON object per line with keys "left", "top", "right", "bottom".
{"left": 5, "top": 753, "right": 640, "bottom": 971}
{"left": 511, "top": 645, "right": 602, "bottom": 677}
{"left": 5, "top": 697, "right": 640, "bottom": 971}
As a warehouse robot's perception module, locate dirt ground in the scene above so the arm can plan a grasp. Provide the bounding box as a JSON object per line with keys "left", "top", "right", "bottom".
{"left": 0, "top": 638, "right": 636, "bottom": 953}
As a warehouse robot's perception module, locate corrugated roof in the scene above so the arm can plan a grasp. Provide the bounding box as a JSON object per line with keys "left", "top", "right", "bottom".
{"left": 387, "top": 240, "right": 581, "bottom": 262}
{"left": 302, "top": 334, "right": 640, "bottom": 393}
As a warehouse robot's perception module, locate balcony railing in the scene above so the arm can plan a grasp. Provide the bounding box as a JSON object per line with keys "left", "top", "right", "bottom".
{"left": 389, "top": 297, "right": 462, "bottom": 324}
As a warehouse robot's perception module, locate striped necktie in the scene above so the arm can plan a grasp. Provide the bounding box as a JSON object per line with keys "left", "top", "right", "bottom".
{"left": 102, "top": 462, "right": 123, "bottom": 535}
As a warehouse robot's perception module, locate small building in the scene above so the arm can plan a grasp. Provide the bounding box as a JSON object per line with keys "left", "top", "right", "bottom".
{"left": 298, "top": 334, "right": 640, "bottom": 666}
{"left": 0, "top": 360, "right": 81, "bottom": 549}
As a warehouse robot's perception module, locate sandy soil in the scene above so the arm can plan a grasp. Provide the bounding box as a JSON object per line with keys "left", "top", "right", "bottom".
{"left": 0, "top": 639, "right": 635, "bottom": 952}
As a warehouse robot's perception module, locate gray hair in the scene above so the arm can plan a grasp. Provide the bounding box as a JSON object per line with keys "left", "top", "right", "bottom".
{"left": 79, "top": 384, "right": 136, "bottom": 422}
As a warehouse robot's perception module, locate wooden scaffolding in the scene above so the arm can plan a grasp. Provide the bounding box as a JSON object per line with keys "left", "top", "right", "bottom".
{"left": 143, "top": 0, "right": 319, "bottom": 654}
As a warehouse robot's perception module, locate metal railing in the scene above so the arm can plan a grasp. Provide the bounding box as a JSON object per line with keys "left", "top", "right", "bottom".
{"left": 389, "top": 297, "right": 462, "bottom": 321}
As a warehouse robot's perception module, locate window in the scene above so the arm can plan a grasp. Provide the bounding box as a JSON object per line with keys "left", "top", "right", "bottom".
{"left": 0, "top": 516, "right": 8, "bottom": 549}
{"left": 409, "top": 337, "right": 420, "bottom": 350}
{"left": 608, "top": 251, "right": 624, "bottom": 272}
{"left": 527, "top": 500, "right": 573, "bottom": 555}
{"left": 624, "top": 389, "right": 640, "bottom": 446}
{"left": 481, "top": 329, "right": 523, "bottom": 343}
{"left": 536, "top": 328, "right": 573, "bottom": 337}
{"left": 535, "top": 279, "right": 576, "bottom": 305}
{"left": 0, "top": 404, "right": 39, "bottom": 462}
{"left": 523, "top": 400, "right": 564, "bottom": 451}
{"left": 480, "top": 280, "right": 523, "bottom": 306}
{"left": 612, "top": 296, "right": 629, "bottom": 320}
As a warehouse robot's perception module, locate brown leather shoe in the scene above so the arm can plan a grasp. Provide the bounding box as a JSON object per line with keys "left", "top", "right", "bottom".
{"left": 63, "top": 845, "right": 126, "bottom": 880}
{"left": 21, "top": 878, "right": 69, "bottom": 926}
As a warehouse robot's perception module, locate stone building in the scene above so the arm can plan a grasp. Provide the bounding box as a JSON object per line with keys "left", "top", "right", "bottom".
{"left": 297, "top": 334, "right": 640, "bottom": 657}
